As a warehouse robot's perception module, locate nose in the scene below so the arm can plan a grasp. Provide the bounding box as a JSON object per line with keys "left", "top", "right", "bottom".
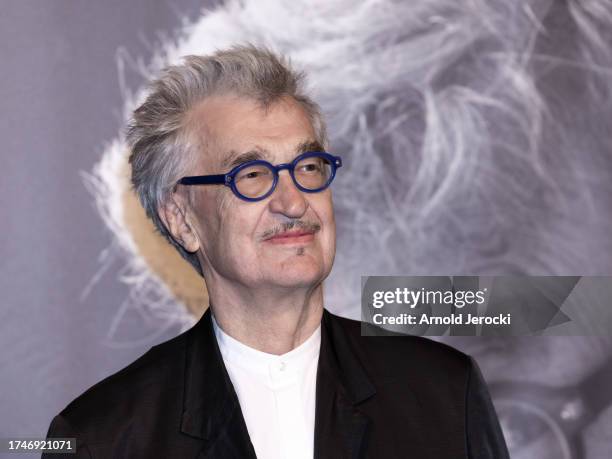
{"left": 268, "top": 170, "right": 308, "bottom": 218}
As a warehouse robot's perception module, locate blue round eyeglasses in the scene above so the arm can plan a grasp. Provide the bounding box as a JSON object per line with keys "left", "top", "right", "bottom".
{"left": 177, "top": 151, "right": 342, "bottom": 202}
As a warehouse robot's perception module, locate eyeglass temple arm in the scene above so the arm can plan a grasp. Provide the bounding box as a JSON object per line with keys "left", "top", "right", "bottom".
{"left": 178, "top": 174, "right": 227, "bottom": 185}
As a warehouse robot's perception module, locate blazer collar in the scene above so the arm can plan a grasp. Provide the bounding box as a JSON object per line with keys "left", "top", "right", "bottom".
{"left": 315, "top": 309, "right": 376, "bottom": 459}
{"left": 180, "top": 307, "right": 376, "bottom": 458}
{"left": 319, "top": 309, "right": 376, "bottom": 404}
{"left": 180, "top": 308, "right": 257, "bottom": 457}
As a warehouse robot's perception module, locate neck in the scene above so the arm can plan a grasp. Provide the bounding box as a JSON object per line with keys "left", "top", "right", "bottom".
{"left": 205, "top": 278, "right": 324, "bottom": 355}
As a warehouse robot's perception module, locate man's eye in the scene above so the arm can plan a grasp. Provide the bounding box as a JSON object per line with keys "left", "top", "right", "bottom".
{"left": 238, "top": 169, "right": 270, "bottom": 181}
{"left": 300, "top": 163, "right": 322, "bottom": 173}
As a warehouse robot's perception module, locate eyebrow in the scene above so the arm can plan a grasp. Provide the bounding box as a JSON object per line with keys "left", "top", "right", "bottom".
{"left": 220, "top": 139, "right": 325, "bottom": 170}
{"left": 296, "top": 140, "right": 325, "bottom": 155}
{"left": 222, "top": 149, "right": 270, "bottom": 170}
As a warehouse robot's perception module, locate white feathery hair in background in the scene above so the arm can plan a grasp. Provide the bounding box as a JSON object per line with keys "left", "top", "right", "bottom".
{"left": 87, "top": 0, "right": 612, "bottom": 327}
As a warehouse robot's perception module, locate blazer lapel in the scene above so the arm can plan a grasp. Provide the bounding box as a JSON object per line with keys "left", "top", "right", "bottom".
{"left": 178, "top": 307, "right": 375, "bottom": 458}
{"left": 180, "top": 308, "right": 257, "bottom": 459}
{"left": 314, "top": 310, "right": 376, "bottom": 459}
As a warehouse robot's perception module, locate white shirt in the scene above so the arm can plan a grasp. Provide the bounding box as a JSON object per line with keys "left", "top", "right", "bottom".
{"left": 212, "top": 314, "right": 321, "bottom": 459}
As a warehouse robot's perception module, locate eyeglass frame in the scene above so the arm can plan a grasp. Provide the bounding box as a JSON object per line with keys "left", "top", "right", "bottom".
{"left": 177, "top": 151, "right": 343, "bottom": 202}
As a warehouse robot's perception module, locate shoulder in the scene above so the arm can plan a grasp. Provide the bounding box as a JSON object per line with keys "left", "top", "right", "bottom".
{"left": 325, "top": 310, "right": 471, "bottom": 382}
{"left": 49, "top": 325, "right": 194, "bottom": 441}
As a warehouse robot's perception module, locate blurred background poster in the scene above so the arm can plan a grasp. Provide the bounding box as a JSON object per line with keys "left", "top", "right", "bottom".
{"left": 2, "top": 1, "right": 611, "bottom": 458}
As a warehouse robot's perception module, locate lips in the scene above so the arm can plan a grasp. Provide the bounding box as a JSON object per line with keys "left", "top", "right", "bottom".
{"left": 264, "top": 230, "right": 316, "bottom": 244}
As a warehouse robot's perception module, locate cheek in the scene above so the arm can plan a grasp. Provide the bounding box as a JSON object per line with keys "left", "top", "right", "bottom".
{"left": 216, "top": 187, "right": 235, "bottom": 218}
{"left": 323, "top": 225, "right": 337, "bottom": 262}
{"left": 218, "top": 199, "right": 262, "bottom": 253}
{"left": 319, "top": 196, "right": 336, "bottom": 233}
{"left": 191, "top": 191, "right": 218, "bottom": 243}
{"left": 194, "top": 190, "right": 234, "bottom": 257}
{"left": 314, "top": 198, "right": 336, "bottom": 255}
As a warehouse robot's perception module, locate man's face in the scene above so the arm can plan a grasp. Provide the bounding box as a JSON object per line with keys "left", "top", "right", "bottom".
{"left": 183, "top": 94, "right": 336, "bottom": 291}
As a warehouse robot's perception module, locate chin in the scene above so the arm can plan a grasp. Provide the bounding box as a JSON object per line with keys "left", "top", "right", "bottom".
{"left": 268, "top": 264, "right": 328, "bottom": 289}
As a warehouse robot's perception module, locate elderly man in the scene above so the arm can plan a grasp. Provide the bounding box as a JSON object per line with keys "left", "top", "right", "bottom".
{"left": 44, "top": 46, "right": 508, "bottom": 458}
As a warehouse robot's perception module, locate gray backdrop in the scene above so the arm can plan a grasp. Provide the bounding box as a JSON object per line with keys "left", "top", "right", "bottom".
{"left": 0, "top": 1, "right": 208, "bottom": 456}
{"left": 2, "top": 1, "right": 611, "bottom": 459}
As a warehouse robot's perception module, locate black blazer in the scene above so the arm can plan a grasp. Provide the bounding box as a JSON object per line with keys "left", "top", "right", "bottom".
{"left": 44, "top": 308, "right": 509, "bottom": 458}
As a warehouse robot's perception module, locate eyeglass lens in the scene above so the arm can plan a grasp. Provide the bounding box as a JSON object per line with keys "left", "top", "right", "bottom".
{"left": 234, "top": 155, "right": 333, "bottom": 199}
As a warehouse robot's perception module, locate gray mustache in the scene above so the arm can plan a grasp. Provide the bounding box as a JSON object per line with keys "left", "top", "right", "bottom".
{"left": 260, "top": 220, "right": 321, "bottom": 240}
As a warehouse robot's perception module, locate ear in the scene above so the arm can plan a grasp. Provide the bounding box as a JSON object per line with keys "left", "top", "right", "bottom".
{"left": 157, "top": 191, "right": 200, "bottom": 253}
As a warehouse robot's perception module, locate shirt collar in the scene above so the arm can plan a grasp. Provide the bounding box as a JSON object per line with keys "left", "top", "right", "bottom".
{"left": 212, "top": 311, "right": 322, "bottom": 379}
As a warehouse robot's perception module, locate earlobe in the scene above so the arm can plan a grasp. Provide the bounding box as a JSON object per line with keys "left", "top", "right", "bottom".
{"left": 158, "top": 194, "right": 201, "bottom": 253}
